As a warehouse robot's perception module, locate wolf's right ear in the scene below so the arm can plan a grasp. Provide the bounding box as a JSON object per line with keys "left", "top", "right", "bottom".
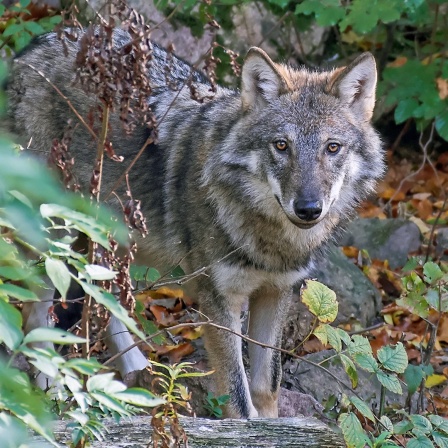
{"left": 241, "top": 47, "right": 289, "bottom": 111}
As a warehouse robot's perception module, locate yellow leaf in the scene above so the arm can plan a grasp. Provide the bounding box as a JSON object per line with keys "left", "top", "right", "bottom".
{"left": 409, "top": 216, "right": 430, "bottom": 235}
{"left": 384, "top": 314, "right": 394, "bottom": 326}
{"left": 425, "top": 374, "right": 447, "bottom": 388}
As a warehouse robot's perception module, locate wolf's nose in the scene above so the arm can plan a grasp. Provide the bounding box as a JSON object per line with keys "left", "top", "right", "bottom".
{"left": 294, "top": 199, "right": 322, "bottom": 221}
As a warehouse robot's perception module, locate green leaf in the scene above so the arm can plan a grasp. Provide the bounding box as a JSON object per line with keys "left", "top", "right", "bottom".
{"left": 354, "top": 353, "right": 379, "bottom": 373}
{"left": 295, "top": 0, "right": 346, "bottom": 27}
{"left": 91, "top": 392, "right": 130, "bottom": 415}
{"left": 301, "top": 279, "right": 338, "bottom": 323}
{"left": 423, "top": 262, "right": 444, "bottom": 285}
{"left": 340, "top": 354, "right": 358, "bottom": 388}
{"left": 81, "top": 282, "right": 145, "bottom": 340}
{"left": 380, "top": 415, "right": 394, "bottom": 432}
{"left": 131, "top": 265, "right": 161, "bottom": 282}
{"left": 377, "top": 342, "right": 408, "bottom": 373}
{"left": 409, "top": 415, "right": 432, "bottom": 435}
{"left": 22, "top": 21, "right": 45, "bottom": 35}
{"left": 429, "top": 415, "right": 448, "bottom": 434}
{"left": 0, "top": 299, "right": 23, "bottom": 350}
{"left": 3, "top": 23, "right": 25, "bottom": 38}
{"left": 433, "top": 431, "right": 448, "bottom": 448}
{"left": 348, "top": 335, "right": 373, "bottom": 356}
{"left": 113, "top": 389, "right": 165, "bottom": 407}
{"left": 376, "top": 371, "right": 402, "bottom": 394}
{"left": 0, "top": 362, "right": 56, "bottom": 446}
{"left": 407, "top": 435, "right": 435, "bottom": 448}
{"left": 23, "top": 327, "right": 86, "bottom": 345}
{"left": 84, "top": 264, "right": 117, "bottom": 281}
{"left": 404, "top": 364, "right": 426, "bottom": 394}
{"left": 436, "top": 112, "right": 448, "bottom": 142}
{"left": 0, "top": 266, "right": 32, "bottom": 281}
{"left": 0, "top": 283, "right": 38, "bottom": 302}
{"left": 45, "top": 258, "right": 71, "bottom": 300}
{"left": 40, "top": 204, "right": 111, "bottom": 249}
{"left": 338, "top": 412, "right": 371, "bottom": 448}
{"left": 313, "top": 323, "right": 329, "bottom": 346}
{"left": 395, "top": 98, "right": 419, "bottom": 123}
{"left": 326, "top": 325, "right": 342, "bottom": 352}
{"left": 396, "top": 292, "right": 430, "bottom": 318}
{"left": 349, "top": 396, "right": 375, "bottom": 422}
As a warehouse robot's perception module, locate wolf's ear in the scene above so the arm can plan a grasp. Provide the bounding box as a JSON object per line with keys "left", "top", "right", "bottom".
{"left": 330, "top": 52, "right": 377, "bottom": 121}
{"left": 241, "top": 47, "right": 289, "bottom": 110}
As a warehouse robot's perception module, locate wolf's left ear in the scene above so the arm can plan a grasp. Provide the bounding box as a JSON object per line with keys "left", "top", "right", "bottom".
{"left": 241, "top": 47, "right": 289, "bottom": 110}
{"left": 330, "top": 52, "right": 377, "bottom": 121}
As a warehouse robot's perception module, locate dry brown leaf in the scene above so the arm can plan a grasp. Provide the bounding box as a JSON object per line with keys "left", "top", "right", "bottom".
{"left": 437, "top": 78, "right": 448, "bottom": 100}
{"left": 387, "top": 56, "right": 408, "bottom": 67}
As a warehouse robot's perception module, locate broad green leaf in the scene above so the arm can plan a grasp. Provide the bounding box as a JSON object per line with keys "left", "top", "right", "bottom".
{"left": 40, "top": 204, "right": 111, "bottom": 249}
{"left": 423, "top": 262, "right": 444, "bottom": 285}
{"left": 396, "top": 292, "right": 429, "bottom": 318}
{"left": 395, "top": 98, "right": 419, "bottom": 123}
{"left": 348, "top": 335, "right": 373, "bottom": 356}
{"left": 404, "top": 364, "right": 426, "bottom": 394}
{"left": 436, "top": 112, "right": 448, "bottom": 142}
{"left": 64, "top": 358, "right": 103, "bottom": 376}
{"left": 0, "top": 363, "right": 56, "bottom": 446}
{"left": 313, "top": 323, "right": 328, "bottom": 345}
{"left": 380, "top": 415, "right": 394, "bottom": 432}
{"left": 349, "top": 396, "right": 375, "bottom": 422}
{"left": 84, "top": 264, "right": 117, "bottom": 281}
{"left": 377, "top": 342, "right": 408, "bottom": 373}
{"left": 91, "top": 392, "right": 130, "bottom": 415}
{"left": 295, "top": 0, "right": 345, "bottom": 27}
{"left": 81, "top": 282, "right": 145, "bottom": 340}
{"left": 0, "top": 283, "right": 38, "bottom": 302}
{"left": 86, "top": 373, "right": 121, "bottom": 393}
{"left": 0, "top": 413, "right": 30, "bottom": 448}
{"left": 326, "top": 325, "right": 342, "bottom": 352}
{"left": 113, "top": 389, "right": 165, "bottom": 407}
{"left": 354, "top": 353, "right": 378, "bottom": 373}
{"left": 0, "top": 266, "right": 32, "bottom": 281}
{"left": 340, "top": 354, "right": 358, "bottom": 388}
{"left": 429, "top": 415, "right": 448, "bottom": 434}
{"left": 301, "top": 279, "right": 338, "bottom": 323}
{"left": 433, "top": 431, "right": 448, "bottom": 448}
{"left": 407, "top": 435, "right": 435, "bottom": 448}
{"left": 376, "top": 371, "right": 402, "bottom": 394}
{"left": 45, "top": 258, "right": 71, "bottom": 300}
{"left": 0, "top": 299, "right": 23, "bottom": 350}
{"left": 23, "top": 327, "right": 86, "bottom": 345}
{"left": 131, "top": 265, "right": 161, "bottom": 283}
{"left": 338, "top": 412, "right": 370, "bottom": 448}
{"left": 409, "top": 415, "right": 432, "bottom": 435}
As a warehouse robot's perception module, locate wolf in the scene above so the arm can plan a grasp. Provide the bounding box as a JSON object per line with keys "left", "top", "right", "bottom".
{"left": 6, "top": 28, "right": 384, "bottom": 418}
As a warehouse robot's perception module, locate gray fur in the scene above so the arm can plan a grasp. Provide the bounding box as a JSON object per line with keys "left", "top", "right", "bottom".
{"left": 7, "top": 28, "right": 384, "bottom": 418}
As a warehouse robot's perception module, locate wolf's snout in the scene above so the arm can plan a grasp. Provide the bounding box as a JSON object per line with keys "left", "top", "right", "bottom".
{"left": 293, "top": 199, "right": 323, "bottom": 222}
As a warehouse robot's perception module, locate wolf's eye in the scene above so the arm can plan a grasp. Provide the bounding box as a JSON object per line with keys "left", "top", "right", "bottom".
{"left": 274, "top": 140, "right": 288, "bottom": 151}
{"left": 327, "top": 142, "right": 341, "bottom": 154}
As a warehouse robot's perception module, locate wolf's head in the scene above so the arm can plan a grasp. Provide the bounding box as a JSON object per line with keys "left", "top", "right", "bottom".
{"left": 233, "top": 48, "right": 384, "bottom": 230}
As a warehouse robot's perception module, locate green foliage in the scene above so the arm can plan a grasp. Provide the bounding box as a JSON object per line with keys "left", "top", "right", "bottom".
{"left": 398, "top": 260, "right": 448, "bottom": 317}
{"left": 0, "top": 140, "right": 164, "bottom": 446}
{"left": 301, "top": 273, "right": 448, "bottom": 447}
{"left": 301, "top": 280, "right": 411, "bottom": 447}
{"left": 0, "top": 0, "right": 61, "bottom": 53}
{"left": 203, "top": 392, "right": 230, "bottom": 418}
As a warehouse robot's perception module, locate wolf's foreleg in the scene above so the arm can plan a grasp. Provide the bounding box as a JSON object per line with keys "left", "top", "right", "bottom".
{"left": 248, "top": 286, "right": 292, "bottom": 417}
{"left": 200, "top": 289, "right": 258, "bottom": 418}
